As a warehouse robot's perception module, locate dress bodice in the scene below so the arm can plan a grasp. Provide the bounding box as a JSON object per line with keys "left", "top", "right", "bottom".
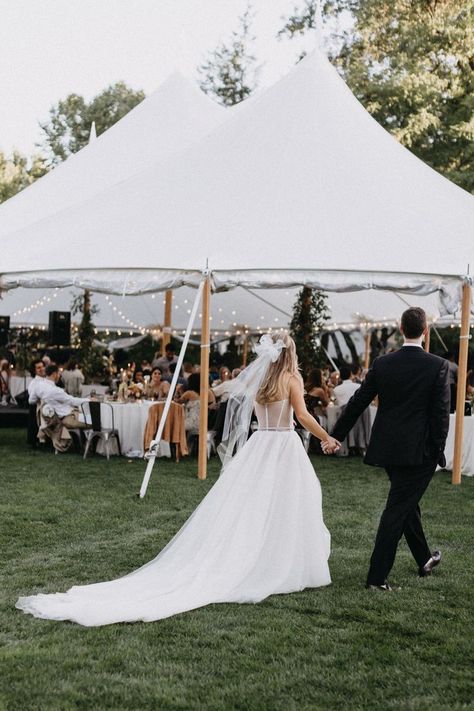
{"left": 254, "top": 399, "right": 294, "bottom": 430}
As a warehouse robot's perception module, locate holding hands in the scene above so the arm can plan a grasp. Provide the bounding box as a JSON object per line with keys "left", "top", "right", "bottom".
{"left": 321, "top": 436, "right": 341, "bottom": 455}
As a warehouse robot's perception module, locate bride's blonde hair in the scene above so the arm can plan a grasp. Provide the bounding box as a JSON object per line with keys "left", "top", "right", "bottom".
{"left": 256, "top": 333, "right": 299, "bottom": 404}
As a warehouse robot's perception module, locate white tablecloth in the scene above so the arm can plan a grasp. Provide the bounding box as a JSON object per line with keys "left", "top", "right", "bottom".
{"left": 441, "top": 414, "right": 474, "bottom": 477}
{"left": 325, "top": 404, "right": 378, "bottom": 431}
{"left": 9, "top": 375, "right": 32, "bottom": 398}
{"left": 83, "top": 400, "right": 170, "bottom": 458}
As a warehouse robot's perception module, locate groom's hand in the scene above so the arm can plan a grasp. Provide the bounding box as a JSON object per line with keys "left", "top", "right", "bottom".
{"left": 321, "top": 437, "right": 341, "bottom": 455}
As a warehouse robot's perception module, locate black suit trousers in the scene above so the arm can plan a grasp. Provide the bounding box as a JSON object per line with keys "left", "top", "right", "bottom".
{"left": 366, "top": 460, "right": 437, "bottom": 585}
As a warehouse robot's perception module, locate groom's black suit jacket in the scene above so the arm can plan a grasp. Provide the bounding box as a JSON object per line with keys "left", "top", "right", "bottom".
{"left": 332, "top": 346, "right": 450, "bottom": 468}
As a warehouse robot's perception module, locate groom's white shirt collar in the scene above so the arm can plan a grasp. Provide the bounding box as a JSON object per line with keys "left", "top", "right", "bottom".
{"left": 402, "top": 342, "right": 424, "bottom": 348}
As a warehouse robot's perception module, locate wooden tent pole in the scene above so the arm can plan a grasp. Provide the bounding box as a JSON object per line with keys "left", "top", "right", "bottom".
{"left": 424, "top": 326, "right": 431, "bottom": 352}
{"left": 162, "top": 289, "right": 173, "bottom": 356}
{"left": 198, "top": 276, "right": 211, "bottom": 480}
{"left": 242, "top": 334, "right": 248, "bottom": 367}
{"left": 452, "top": 281, "right": 472, "bottom": 485}
{"left": 363, "top": 331, "right": 370, "bottom": 370}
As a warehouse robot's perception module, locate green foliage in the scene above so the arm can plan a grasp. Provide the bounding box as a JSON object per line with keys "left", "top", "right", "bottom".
{"left": 290, "top": 286, "right": 330, "bottom": 375}
{"left": 280, "top": 1, "right": 474, "bottom": 193}
{"left": 39, "top": 82, "right": 145, "bottom": 164}
{"left": 0, "top": 150, "right": 48, "bottom": 204}
{"left": 72, "top": 290, "right": 106, "bottom": 382}
{"left": 198, "top": 5, "right": 259, "bottom": 106}
{"left": 1, "top": 427, "right": 472, "bottom": 710}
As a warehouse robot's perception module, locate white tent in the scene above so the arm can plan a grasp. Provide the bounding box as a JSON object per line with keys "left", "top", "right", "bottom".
{"left": 1, "top": 50, "right": 473, "bottom": 312}
{"left": 0, "top": 72, "right": 225, "bottom": 241}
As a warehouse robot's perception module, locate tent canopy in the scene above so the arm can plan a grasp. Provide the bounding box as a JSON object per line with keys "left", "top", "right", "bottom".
{"left": 1, "top": 51, "right": 473, "bottom": 314}
{"left": 0, "top": 72, "right": 224, "bottom": 239}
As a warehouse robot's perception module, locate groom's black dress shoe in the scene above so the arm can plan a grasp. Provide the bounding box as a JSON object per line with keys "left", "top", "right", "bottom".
{"left": 419, "top": 550, "right": 441, "bottom": 577}
{"left": 366, "top": 581, "right": 400, "bottom": 592}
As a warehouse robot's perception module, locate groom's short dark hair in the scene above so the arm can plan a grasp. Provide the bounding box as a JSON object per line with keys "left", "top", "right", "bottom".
{"left": 401, "top": 307, "right": 427, "bottom": 339}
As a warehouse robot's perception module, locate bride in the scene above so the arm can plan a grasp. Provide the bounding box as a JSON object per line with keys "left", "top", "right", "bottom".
{"left": 16, "top": 334, "right": 340, "bottom": 626}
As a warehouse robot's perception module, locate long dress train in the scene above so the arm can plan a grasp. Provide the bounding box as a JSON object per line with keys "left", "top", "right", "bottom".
{"left": 16, "top": 399, "right": 331, "bottom": 626}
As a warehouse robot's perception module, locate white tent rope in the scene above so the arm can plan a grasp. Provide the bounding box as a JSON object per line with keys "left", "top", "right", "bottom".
{"left": 243, "top": 287, "right": 292, "bottom": 318}
{"left": 139, "top": 278, "right": 204, "bottom": 499}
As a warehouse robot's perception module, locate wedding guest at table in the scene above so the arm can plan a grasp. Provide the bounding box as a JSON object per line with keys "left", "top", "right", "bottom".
{"left": 152, "top": 343, "right": 178, "bottom": 376}
{"left": 163, "top": 362, "right": 187, "bottom": 389}
{"left": 304, "top": 368, "right": 330, "bottom": 420}
{"left": 466, "top": 369, "right": 474, "bottom": 402}
{"left": 351, "top": 363, "right": 363, "bottom": 384}
{"left": 27, "top": 359, "right": 46, "bottom": 448}
{"left": 183, "top": 362, "right": 194, "bottom": 381}
{"left": 144, "top": 367, "right": 170, "bottom": 400}
{"left": 334, "top": 365, "right": 361, "bottom": 407}
{"left": 134, "top": 370, "right": 145, "bottom": 385}
{"left": 61, "top": 360, "right": 85, "bottom": 397}
{"left": 38, "top": 365, "right": 90, "bottom": 430}
{"left": 0, "top": 359, "right": 10, "bottom": 404}
{"left": 141, "top": 360, "right": 152, "bottom": 377}
{"left": 176, "top": 372, "right": 217, "bottom": 432}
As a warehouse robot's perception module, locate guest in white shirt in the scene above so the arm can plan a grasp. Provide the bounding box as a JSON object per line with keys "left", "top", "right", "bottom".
{"left": 334, "top": 366, "right": 361, "bottom": 407}
{"left": 27, "top": 359, "right": 46, "bottom": 447}
{"left": 28, "top": 359, "right": 46, "bottom": 404}
{"left": 39, "top": 364, "right": 90, "bottom": 429}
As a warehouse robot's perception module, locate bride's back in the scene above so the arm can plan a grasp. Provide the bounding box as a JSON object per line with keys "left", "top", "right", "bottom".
{"left": 254, "top": 398, "right": 293, "bottom": 430}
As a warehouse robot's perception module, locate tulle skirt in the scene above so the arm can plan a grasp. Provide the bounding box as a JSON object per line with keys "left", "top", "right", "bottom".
{"left": 16, "top": 430, "right": 331, "bottom": 626}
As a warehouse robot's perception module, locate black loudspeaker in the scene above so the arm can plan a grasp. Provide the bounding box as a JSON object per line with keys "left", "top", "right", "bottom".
{"left": 0, "top": 315, "right": 10, "bottom": 346}
{"left": 48, "top": 311, "right": 71, "bottom": 346}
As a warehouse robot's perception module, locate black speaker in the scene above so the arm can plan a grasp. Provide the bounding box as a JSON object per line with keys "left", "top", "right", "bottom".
{"left": 48, "top": 311, "right": 71, "bottom": 346}
{"left": 0, "top": 315, "right": 10, "bottom": 346}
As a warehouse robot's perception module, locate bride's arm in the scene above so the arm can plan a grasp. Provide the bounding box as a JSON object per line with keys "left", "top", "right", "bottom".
{"left": 289, "top": 375, "right": 340, "bottom": 451}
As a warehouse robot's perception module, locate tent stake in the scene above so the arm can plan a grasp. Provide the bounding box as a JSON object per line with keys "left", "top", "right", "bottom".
{"left": 162, "top": 289, "right": 173, "bottom": 355}
{"left": 198, "top": 275, "right": 211, "bottom": 480}
{"left": 452, "top": 281, "right": 472, "bottom": 485}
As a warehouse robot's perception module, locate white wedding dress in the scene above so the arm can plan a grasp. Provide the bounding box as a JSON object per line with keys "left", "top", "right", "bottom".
{"left": 16, "top": 399, "right": 331, "bottom": 626}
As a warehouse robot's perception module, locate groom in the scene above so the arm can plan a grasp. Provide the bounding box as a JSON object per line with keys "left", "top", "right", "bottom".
{"left": 330, "top": 307, "right": 450, "bottom": 590}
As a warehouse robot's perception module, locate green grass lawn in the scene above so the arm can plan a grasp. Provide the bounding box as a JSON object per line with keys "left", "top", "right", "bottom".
{"left": 1, "top": 428, "right": 473, "bottom": 711}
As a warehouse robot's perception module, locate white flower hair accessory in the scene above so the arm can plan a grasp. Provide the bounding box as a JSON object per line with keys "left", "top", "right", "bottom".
{"left": 255, "top": 333, "right": 286, "bottom": 363}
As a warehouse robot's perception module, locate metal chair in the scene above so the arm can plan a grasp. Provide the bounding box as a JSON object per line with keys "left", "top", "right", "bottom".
{"left": 81, "top": 401, "right": 121, "bottom": 460}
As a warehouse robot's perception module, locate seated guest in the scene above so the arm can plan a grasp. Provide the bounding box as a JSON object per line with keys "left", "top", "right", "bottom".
{"left": 61, "top": 360, "right": 85, "bottom": 397}
{"left": 141, "top": 360, "right": 152, "bottom": 377}
{"left": 0, "top": 359, "right": 10, "bottom": 403}
{"left": 212, "top": 369, "right": 240, "bottom": 403}
{"left": 333, "top": 365, "right": 360, "bottom": 407}
{"left": 304, "top": 368, "right": 329, "bottom": 419}
{"left": 176, "top": 372, "right": 216, "bottom": 431}
{"left": 351, "top": 363, "right": 363, "bottom": 384}
{"left": 144, "top": 367, "right": 170, "bottom": 400}
{"left": 152, "top": 344, "right": 178, "bottom": 376}
{"left": 27, "top": 359, "right": 46, "bottom": 447}
{"left": 134, "top": 370, "right": 145, "bottom": 385}
{"left": 163, "top": 362, "right": 187, "bottom": 388}
{"left": 183, "top": 362, "right": 194, "bottom": 381}
{"left": 38, "top": 365, "right": 90, "bottom": 430}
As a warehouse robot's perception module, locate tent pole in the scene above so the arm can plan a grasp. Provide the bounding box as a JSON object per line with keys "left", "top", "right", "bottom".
{"left": 198, "top": 275, "right": 211, "bottom": 480}
{"left": 452, "top": 281, "right": 472, "bottom": 485}
{"left": 139, "top": 280, "right": 204, "bottom": 498}
{"left": 242, "top": 334, "right": 248, "bottom": 367}
{"left": 364, "top": 331, "right": 370, "bottom": 370}
{"left": 424, "top": 326, "right": 430, "bottom": 352}
{"left": 162, "top": 289, "right": 173, "bottom": 356}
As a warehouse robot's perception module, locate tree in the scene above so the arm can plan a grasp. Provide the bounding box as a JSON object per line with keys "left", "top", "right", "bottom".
{"left": 198, "top": 4, "right": 259, "bottom": 106}
{"left": 40, "top": 82, "right": 145, "bottom": 164}
{"left": 71, "top": 290, "right": 106, "bottom": 381}
{"left": 280, "top": 1, "right": 474, "bottom": 193}
{"left": 0, "top": 150, "right": 48, "bottom": 204}
{"left": 290, "top": 287, "right": 330, "bottom": 376}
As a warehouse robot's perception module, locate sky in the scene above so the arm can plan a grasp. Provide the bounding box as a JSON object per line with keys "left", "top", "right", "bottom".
{"left": 0, "top": 0, "right": 328, "bottom": 156}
